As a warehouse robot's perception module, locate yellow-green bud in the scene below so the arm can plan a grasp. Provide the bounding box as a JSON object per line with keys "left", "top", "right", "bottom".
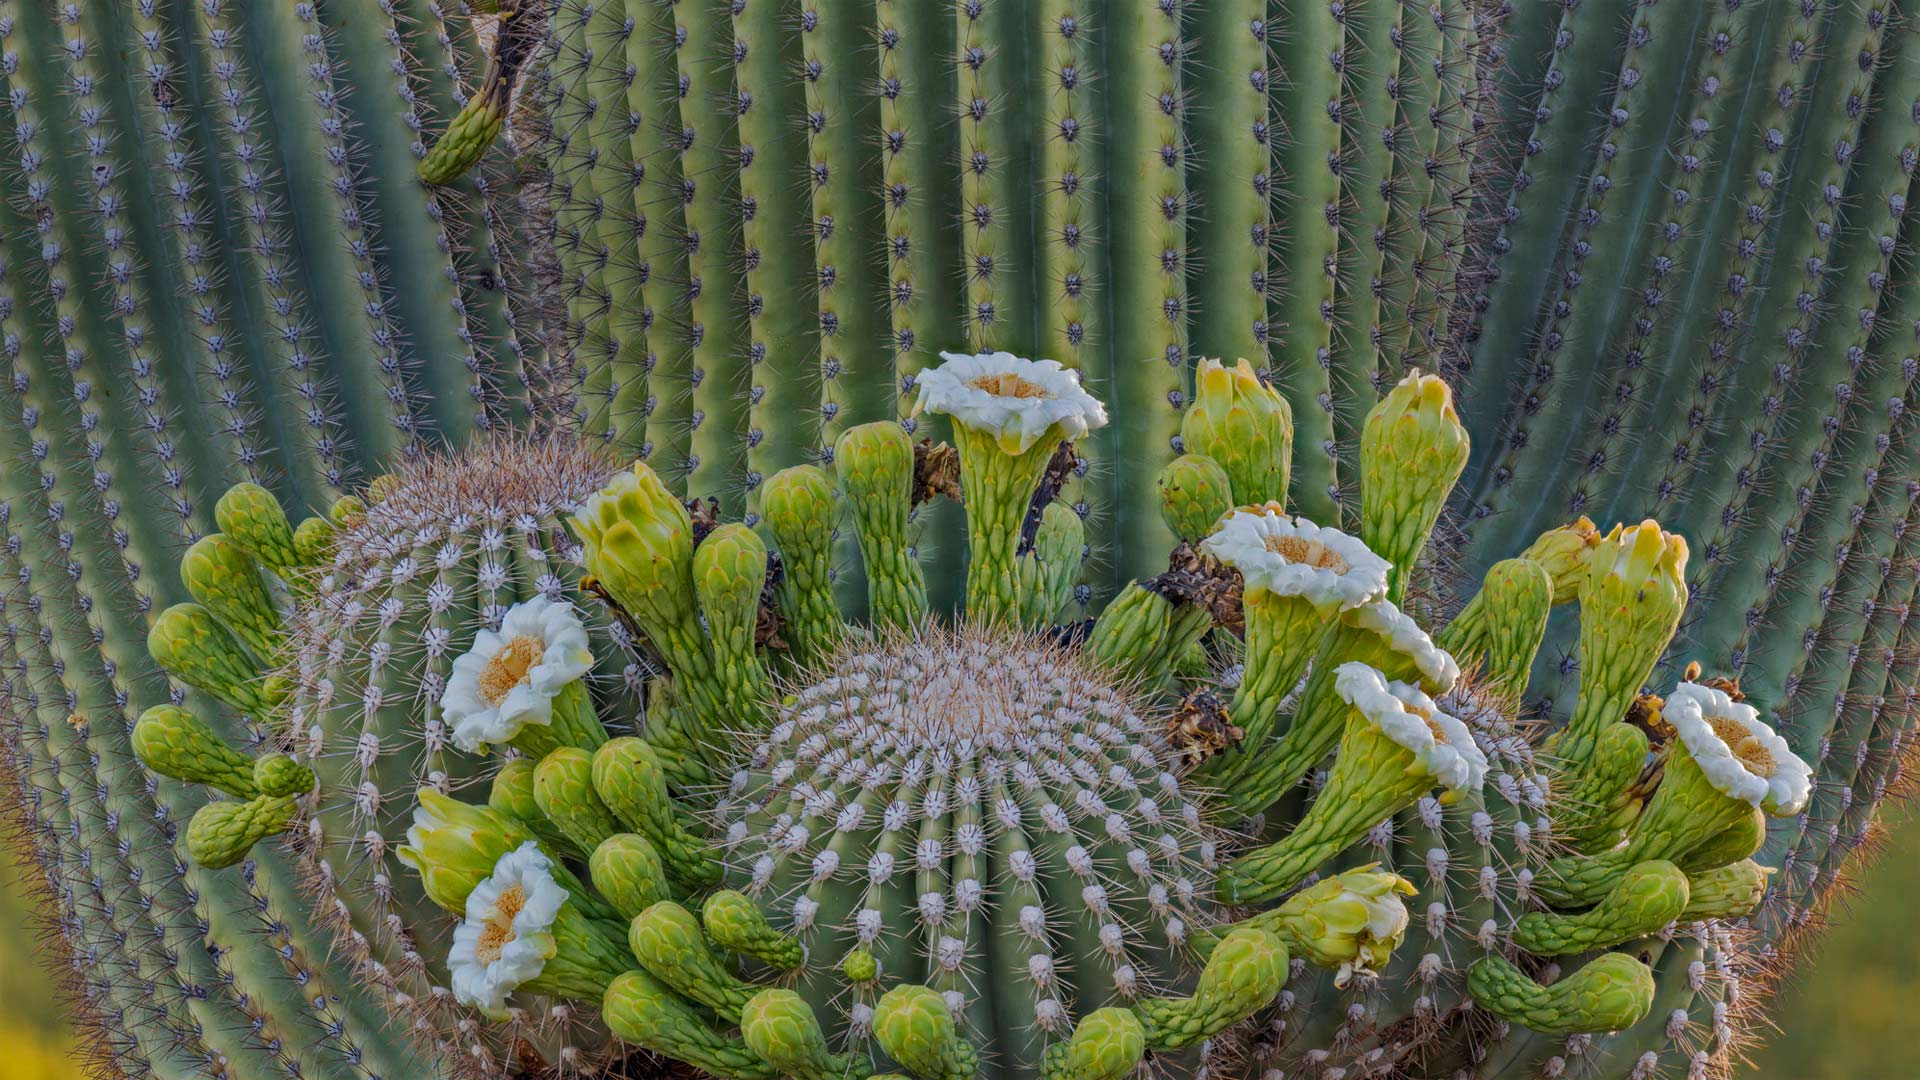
{"left": 1265, "top": 866, "right": 1415, "bottom": 986}
{"left": 1180, "top": 357, "right": 1293, "bottom": 508}
{"left": 1523, "top": 516, "right": 1604, "bottom": 605}
{"left": 131, "top": 705, "right": 258, "bottom": 798}
{"left": 1359, "top": 370, "right": 1470, "bottom": 604}
{"left": 1042, "top": 1008, "right": 1147, "bottom": 1080}
{"left": 215, "top": 482, "right": 299, "bottom": 569}
{"left": 1157, "top": 453, "right": 1235, "bottom": 543}
{"left": 570, "top": 463, "right": 696, "bottom": 619}
{"left": 252, "top": 753, "right": 314, "bottom": 798}
{"left": 395, "top": 788, "right": 535, "bottom": 913}
{"left": 186, "top": 794, "right": 299, "bottom": 869}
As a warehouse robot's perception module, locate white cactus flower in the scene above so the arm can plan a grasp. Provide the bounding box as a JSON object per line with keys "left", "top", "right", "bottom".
{"left": 1345, "top": 599, "right": 1461, "bottom": 692}
{"left": 448, "top": 842, "right": 566, "bottom": 1016}
{"left": 1335, "top": 663, "right": 1488, "bottom": 794}
{"left": 1665, "top": 682, "right": 1812, "bottom": 815}
{"left": 914, "top": 351, "right": 1110, "bottom": 453}
{"left": 1204, "top": 509, "right": 1390, "bottom": 612}
{"left": 440, "top": 596, "right": 594, "bottom": 752}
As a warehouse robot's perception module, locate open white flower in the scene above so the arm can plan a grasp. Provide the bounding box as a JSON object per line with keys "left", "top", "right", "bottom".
{"left": 449, "top": 842, "right": 566, "bottom": 1016}
{"left": 1203, "top": 510, "right": 1390, "bottom": 612}
{"left": 1665, "top": 681, "right": 1811, "bottom": 815}
{"left": 914, "top": 351, "right": 1110, "bottom": 453}
{"left": 441, "top": 597, "right": 594, "bottom": 752}
{"left": 1346, "top": 599, "right": 1460, "bottom": 693}
{"left": 1334, "top": 662, "right": 1487, "bottom": 793}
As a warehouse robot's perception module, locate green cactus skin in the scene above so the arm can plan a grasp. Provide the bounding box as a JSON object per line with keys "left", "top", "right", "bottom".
{"left": 1466, "top": 952, "right": 1656, "bottom": 1036}
{"left": 6, "top": 1, "right": 1920, "bottom": 1078}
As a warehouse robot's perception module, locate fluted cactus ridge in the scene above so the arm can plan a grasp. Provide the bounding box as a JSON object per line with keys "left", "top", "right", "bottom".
{"left": 3, "top": 3, "right": 1919, "bottom": 1080}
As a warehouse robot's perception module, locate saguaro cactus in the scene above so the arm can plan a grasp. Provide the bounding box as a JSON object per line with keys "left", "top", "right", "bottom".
{"left": 0, "top": 3, "right": 1915, "bottom": 1080}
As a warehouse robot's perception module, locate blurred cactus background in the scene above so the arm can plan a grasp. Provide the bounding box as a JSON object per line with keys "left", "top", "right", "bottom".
{"left": 4, "top": 0, "right": 1920, "bottom": 1078}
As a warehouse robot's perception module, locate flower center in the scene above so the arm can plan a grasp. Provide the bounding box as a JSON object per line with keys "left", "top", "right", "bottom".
{"left": 1404, "top": 701, "right": 1447, "bottom": 742}
{"left": 969, "top": 373, "right": 1053, "bottom": 400}
{"left": 1265, "top": 534, "right": 1351, "bottom": 573}
{"left": 475, "top": 883, "right": 527, "bottom": 965}
{"left": 479, "top": 636, "right": 546, "bottom": 706}
{"left": 1707, "top": 714, "right": 1776, "bottom": 777}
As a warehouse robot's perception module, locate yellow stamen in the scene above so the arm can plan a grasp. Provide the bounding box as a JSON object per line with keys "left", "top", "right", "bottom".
{"left": 1706, "top": 714, "right": 1776, "bottom": 777}
{"left": 969, "top": 373, "right": 1053, "bottom": 399}
{"left": 479, "top": 635, "right": 546, "bottom": 706}
{"left": 474, "top": 883, "right": 527, "bottom": 965}
{"left": 1264, "top": 534, "right": 1351, "bottom": 573}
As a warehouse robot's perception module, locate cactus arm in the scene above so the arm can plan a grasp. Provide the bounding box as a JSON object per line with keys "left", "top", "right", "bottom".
{"left": 1268, "top": 0, "right": 1342, "bottom": 522}
{"left": 1130, "top": 926, "right": 1287, "bottom": 1051}
{"left": 1465, "top": 951, "right": 1655, "bottom": 1035}
{"left": 1187, "top": 0, "right": 1268, "bottom": 368}
{"left": 879, "top": 0, "right": 959, "bottom": 393}
{"left": 731, "top": 0, "right": 819, "bottom": 507}
{"left": 1670, "top": 2, "right": 1888, "bottom": 629}
{"left": 1457, "top": 0, "right": 1626, "bottom": 469}
{"left": 954, "top": 0, "right": 1015, "bottom": 353}
{"left": 872, "top": 983, "right": 980, "bottom": 1080}
{"left": 1326, "top": 0, "right": 1396, "bottom": 464}
{"left": 1557, "top": 0, "right": 1758, "bottom": 528}
{"left": 1097, "top": 0, "right": 1184, "bottom": 575}
{"left": 249, "top": 1, "right": 428, "bottom": 452}
{"left": 606, "top": 970, "right": 780, "bottom": 1080}
{"left": 1511, "top": 860, "right": 1689, "bottom": 956}
{"left": 546, "top": 0, "right": 608, "bottom": 425}
{"left": 118, "top": 0, "right": 282, "bottom": 508}
{"left": 1036, "top": 0, "right": 1095, "bottom": 369}
{"left": 1466, "top": 1, "right": 1700, "bottom": 546}
{"left": 670, "top": 0, "right": 748, "bottom": 508}
{"left": 622, "top": 0, "right": 691, "bottom": 472}
{"left": 1728, "top": 34, "right": 1920, "bottom": 714}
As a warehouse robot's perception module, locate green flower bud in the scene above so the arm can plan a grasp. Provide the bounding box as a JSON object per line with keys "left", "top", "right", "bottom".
{"left": 147, "top": 603, "right": 286, "bottom": 714}
{"left": 1179, "top": 357, "right": 1292, "bottom": 508}
{"left": 251, "top": 753, "right": 314, "bottom": 797}
{"left": 1133, "top": 926, "right": 1288, "bottom": 1050}
{"left": 873, "top": 984, "right": 979, "bottom": 1080}
{"left": 180, "top": 533, "right": 282, "bottom": 659}
{"left": 1157, "top": 453, "right": 1235, "bottom": 543}
{"left": 291, "top": 515, "right": 336, "bottom": 565}
{"left": 741, "top": 989, "right": 864, "bottom": 1080}
{"left": 1522, "top": 516, "right": 1604, "bottom": 605}
{"left": 703, "top": 890, "right": 803, "bottom": 970}
{"left": 186, "top": 794, "right": 299, "bottom": 869}
{"left": 131, "top": 704, "right": 258, "bottom": 798}
{"left": 215, "top": 482, "right": 299, "bottom": 569}
{"left": 1359, "top": 370, "right": 1470, "bottom": 604}
{"left": 1466, "top": 952, "right": 1655, "bottom": 1035}
{"left": 1554, "top": 519, "right": 1689, "bottom": 767}
{"left": 395, "top": 788, "right": 535, "bottom": 913}
{"left": 588, "top": 833, "right": 671, "bottom": 920}
{"left": 1042, "top": 1008, "right": 1146, "bottom": 1080}
{"left": 570, "top": 462, "right": 697, "bottom": 624}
